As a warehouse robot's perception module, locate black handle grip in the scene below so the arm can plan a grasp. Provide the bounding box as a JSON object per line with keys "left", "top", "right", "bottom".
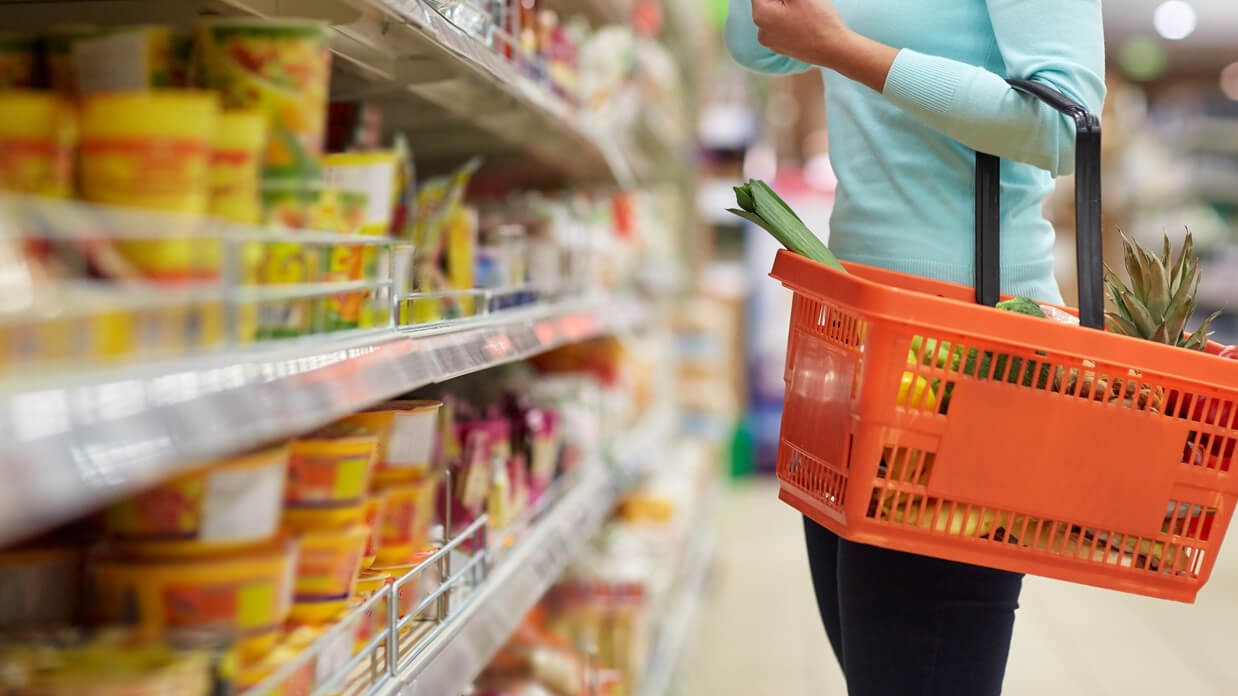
{"left": 974, "top": 79, "right": 1104, "bottom": 330}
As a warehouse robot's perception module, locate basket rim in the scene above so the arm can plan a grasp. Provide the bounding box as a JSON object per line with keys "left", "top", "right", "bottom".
{"left": 770, "top": 250, "right": 1238, "bottom": 395}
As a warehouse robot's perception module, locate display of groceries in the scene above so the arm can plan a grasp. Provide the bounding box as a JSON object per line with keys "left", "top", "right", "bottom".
{"left": 0, "top": 349, "right": 650, "bottom": 695}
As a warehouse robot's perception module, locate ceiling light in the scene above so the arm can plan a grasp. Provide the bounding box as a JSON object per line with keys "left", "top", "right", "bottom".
{"left": 1153, "top": 1, "right": 1197, "bottom": 41}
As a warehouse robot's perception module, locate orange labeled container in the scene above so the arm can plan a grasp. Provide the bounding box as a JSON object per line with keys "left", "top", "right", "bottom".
{"left": 288, "top": 525, "right": 368, "bottom": 625}
{"left": 105, "top": 445, "right": 288, "bottom": 557}
{"left": 336, "top": 400, "right": 443, "bottom": 487}
{"left": 372, "top": 476, "right": 439, "bottom": 567}
{"left": 360, "top": 493, "right": 388, "bottom": 571}
{"left": 351, "top": 570, "right": 392, "bottom": 653}
{"left": 0, "top": 91, "right": 78, "bottom": 197}
{"left": 196, "top": 19, "right": 331, "bottom": 179}
{"left": 89, "top": 540, "right": 296, "bottom": 663}
{"left": 282, "top": 435, "right": 378, "bottom": 531}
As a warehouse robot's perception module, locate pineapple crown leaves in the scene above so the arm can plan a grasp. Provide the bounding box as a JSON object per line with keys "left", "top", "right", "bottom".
{"left": 1105, "top": 228, "right": 1218, "bottom": 351}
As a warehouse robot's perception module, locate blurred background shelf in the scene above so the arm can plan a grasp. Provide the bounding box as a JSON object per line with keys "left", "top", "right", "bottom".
{"left": 0, "top": 296, "right": 647, "bottom": 546}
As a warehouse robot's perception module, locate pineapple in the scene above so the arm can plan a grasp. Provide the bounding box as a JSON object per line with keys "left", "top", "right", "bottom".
{"left": 1104, "top": 229, "right": 1219, "bottom": 350}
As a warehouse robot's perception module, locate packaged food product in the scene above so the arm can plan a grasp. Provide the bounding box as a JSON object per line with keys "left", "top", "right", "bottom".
{"left": 0, "top": 91, "right": 78, "bottom": 197}
{"left": 0, "top": 33, "right": 40, "bottom": 88}
{"left": 209, "top": 108, "right": 266, "bottom": 225}
{"left": 0, "top": 546, "right": 83, "bottom": 629}
{"left": 360, "top": 493, "right": 388, "bottom": 571}
{"left": 89, "top": 540, "right": 296, "bottom": 663}
{"left": 334, "top": 400, "right": 444, "bottom": 486}
{"left": 0, "top": 639, "right": 214, "bottom": 696}
{"left": 282, "top": 435, "right": 379, "bottom": 531}
{"left": 321, "top": 151, "right": 400, "bottom": 236}
{"left": 72, "top": 25, "right": 175, "bottom": 94}
{"left": 351, "top": 570, "right": 391, "bottom": 653}
{"left": 235, "top": 643, "right": 314, "bottom": 695}
{"left": 104, "top": 445, "right": 289, "bottom": 557}
{"left": 79, "top": 91, "right": 218, "bottom": 279}
{"left": 372, "top": 476, "right": 438, "bottom": 567}
{"left": 42, "top": 24, "right": 99, "bottom": 93}
{"left": 288, "top": 525, "right": 368, "bottom": 625}
{"left": 196, "top": 19, "right": 331, "bottom": 179}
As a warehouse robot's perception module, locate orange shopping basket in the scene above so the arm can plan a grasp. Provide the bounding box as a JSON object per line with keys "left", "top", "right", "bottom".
{"left": 772, "top": 80, "right": 1238, "bottom": 602}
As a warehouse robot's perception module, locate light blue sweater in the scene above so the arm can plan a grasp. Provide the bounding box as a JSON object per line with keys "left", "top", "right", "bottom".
{"left": 725, "top": 0, "right": 1106, "bottom": 303}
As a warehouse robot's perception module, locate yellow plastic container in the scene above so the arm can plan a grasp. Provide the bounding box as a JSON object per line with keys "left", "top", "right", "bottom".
{"left": 196, "top": 18, "right": 331, "bottom": 179}
{"left": 89, "top": 541, "right": 296, "bottom": 663}
{"left": 352, "top": 570, "right": 392, "bottom": 653}
{"left": 0, "top": 34, "right": 39, "bottom": 88}
{"left": 0, "top": 91, "right": 78, "bottom": 197}
{"left": 105, "top": 445, "right": 289, "bottom": 557}
{"left": 209, "top": 108, "right": 266, "bottom": 225}
{"left": 373, "top": 477, "right": 439, "bottom": 567}
{"left": 282, "top": 435, "right": 379, "bottom": 531}
{"left": 289, "top": 525, "right": 369, "bottom": 625}
{"left": 79, "top": 91, "right": 219, "bottom": 280}
{"left": 321, "top": 151, "right": 400, "bottom": 236}
{"left": 0, "top": 546, "right": 83, "bottom": 629}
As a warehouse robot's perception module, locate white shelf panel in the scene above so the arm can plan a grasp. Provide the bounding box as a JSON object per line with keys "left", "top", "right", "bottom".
{"left": 0, "top": 297, "right": 647, "bottom": 544}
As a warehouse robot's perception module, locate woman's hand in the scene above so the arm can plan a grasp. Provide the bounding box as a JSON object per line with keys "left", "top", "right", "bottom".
{"left": 750, "top": 0, "right": 847, "bottom": 68}
{"left": 750, "top": 0, "right": 898, "bottom": 92}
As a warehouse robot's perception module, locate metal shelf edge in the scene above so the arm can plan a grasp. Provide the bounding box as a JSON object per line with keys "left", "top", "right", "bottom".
{"left": 0, "top": 296, "right": 647, "bottom": 545}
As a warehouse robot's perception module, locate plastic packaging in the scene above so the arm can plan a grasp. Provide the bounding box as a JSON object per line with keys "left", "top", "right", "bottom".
{"left": 282, "top": 435, "right": 379, "bottom": 531}
{"left": 289, "top": 525, "right": 369, "bottom": 625}
{"left": 0, "top": 91, "right": 78, "bottom": 197}
{"left": 209, "top": 108, "right": 266, "bottom": 224}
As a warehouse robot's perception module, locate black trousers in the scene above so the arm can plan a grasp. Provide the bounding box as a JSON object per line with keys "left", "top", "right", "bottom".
{"left": 803, "top": 516, "right": 1023, "bottom": 696}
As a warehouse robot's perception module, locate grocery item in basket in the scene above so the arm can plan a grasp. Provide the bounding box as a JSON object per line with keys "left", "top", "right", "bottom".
{"left": 196, "top": 19, "right": 331, "bottom": 179}
{"left": 0, "top": 34, "right": 40, "bottom": 88}
{"left": 0, "top": 91, "right": 78, "bottom": 197}
{"left": 0, "top": 638, "right": 214, "bottom": 696}
{"left": 0, "top": 547, "right": 84, "bottom": 629}
{"left": 89, "top": 540, "right": 296, "bottom": 663}
{"left": 372, "top": 477, "right": 439, "bottom": 567}
{"left": 209, "top": 108, "right": 266, "bottom": 225}
{"left": 288, "top": 526, "right": 368, "bottom": 625}
{"left": 79, "top": 91, "right": 219, "bottom": 278}
{"left": 72, "top": 25, "right": 175, "bottom": 93}
{"left": 729, "top": 179, "right": 844, "bottom": 271}
{"left": 283, "top": 435, "right": 379, "bottom": 531}
{"left": 1105, "top": 231, "right": 1218, "bottom": 351}
{"left": 104, "top": 445, "right": 288, "bottom": 557}
{"left": 321, "top": 151, "right": 401, "bottom": 237}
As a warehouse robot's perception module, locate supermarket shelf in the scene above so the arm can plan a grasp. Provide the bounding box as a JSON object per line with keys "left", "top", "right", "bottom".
{"left": 636, "top": 481, "right": 720, "bottom": 696}
{"left": 0, "top": 0, "right": 636, "bottom": 188}
{"left": 378, "top": 462, "right": 615, "bottom": 696}
{"left": 0, "top": 296, "right": 647, "bottom": 545}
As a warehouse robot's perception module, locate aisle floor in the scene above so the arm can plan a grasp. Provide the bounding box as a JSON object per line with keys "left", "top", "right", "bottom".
{"left": 678, "top": 479, "right": 1238, "bottom": 695}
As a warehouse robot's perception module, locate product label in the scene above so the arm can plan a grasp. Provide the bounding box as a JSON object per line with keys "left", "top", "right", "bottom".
{"left": 385, "top": 412, "right": 436, "bottom": 467}
{"left": 80, "top": 138, "right": 209, "bottom": 209}
{"left": 164, "top": 578, "right": 277, "bottom": 632}
{"left": 380, "top": 494, "right": 416, "bottom": 546}
{"left": 286, "top": 452, "right": 369, "bottom": 505}
{"left": 73, "top": 29, "right": 170, "bottom": 93}
{"left": 322, "top": 160, "right": 395, "bottom": 231}
{"left": 0, "top": 138, "right": 73, "bottom": 196}
{"left": 113, "top": 478, "right": 206, "bottom": 539}
{"left": 200, "top": 463, "right": 285, "bottom": 542}
{"left": 295, "top": 545, "right": 362, "bottom": 599}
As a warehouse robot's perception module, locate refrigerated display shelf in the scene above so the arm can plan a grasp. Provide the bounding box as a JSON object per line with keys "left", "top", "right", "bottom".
{"left": 376, "top": 463, "right": 616, "bottom": 696}
{"left": 0, "top": 296, "right": 647, "bottom": 546}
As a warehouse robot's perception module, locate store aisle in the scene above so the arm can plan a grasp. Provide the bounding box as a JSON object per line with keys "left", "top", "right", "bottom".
{"left": 685, "top": 479, "right": 1238, "bottom": 696}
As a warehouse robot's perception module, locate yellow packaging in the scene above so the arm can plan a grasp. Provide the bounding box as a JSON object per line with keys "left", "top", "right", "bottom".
{"left": 321, "top": 151, "right": 399, "bottom": 236}
{"left": 72, "top": 25, "right": 175, "bottom": 94}
{"left": 282, "top": 435, "right": 379, "bottom": 531}
{"left": 360, "top": 493, "right": 388, "bottom": 570}
{"left": 288, "top": 525, "right": 369, "bottom": 625}
{"left": 210, "top": 108, "right": 266, "bottom": 225}
{"left": 352, "top": 570, "right": 392, "bottom": 653}
{"left": 196, "top": 19, "right": 331, "bottom": 179}
{"left": 236, "top": 644, "right": 315, "bottom": 695}
{"left": 105, "top": 445, "right": 289, "bottom": 557}
{"left": 89, "top": 540, "right": 296, "bottom": 664}
{"left": 372, "top": 477, "right": 439, "bottom": 567}
{"left": 7, "top": 642, "right": 212, "bottom": 696}
{"left": 0, "top": 34, "right": 39, "bottom": 88}
{"left": 0, "top": 91, "right": 78, "bottom": 197}
{"left": 331, "top": 400, "right": 443, "bottom": 486}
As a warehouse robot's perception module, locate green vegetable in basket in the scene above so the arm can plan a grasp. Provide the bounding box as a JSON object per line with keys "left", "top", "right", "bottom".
{"left": 995, "top": 297, "right": 1047, "bottom": 318}
{"left": 729, "top": 179, "right": 846, "bottom": 272}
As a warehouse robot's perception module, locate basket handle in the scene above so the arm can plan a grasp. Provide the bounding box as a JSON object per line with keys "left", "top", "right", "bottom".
{"left": 975, "top": 79, "right": 1103, "bottom": 330}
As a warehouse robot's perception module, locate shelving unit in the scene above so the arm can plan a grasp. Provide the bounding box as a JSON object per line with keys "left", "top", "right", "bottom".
{"left": 0, "top": 297, "right": 647, "bottom": 546}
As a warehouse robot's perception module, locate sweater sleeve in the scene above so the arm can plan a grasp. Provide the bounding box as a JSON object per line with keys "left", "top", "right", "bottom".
{"left": 881, "top": 0, "right": 1105, "bottom": 176}
{"left": 724, "top": 0, "right": 813, "bottom": 75}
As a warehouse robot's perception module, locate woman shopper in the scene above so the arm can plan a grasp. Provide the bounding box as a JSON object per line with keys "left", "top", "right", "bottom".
{"left": 725, "top": 1, "right": 1105, "bottom": 695}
